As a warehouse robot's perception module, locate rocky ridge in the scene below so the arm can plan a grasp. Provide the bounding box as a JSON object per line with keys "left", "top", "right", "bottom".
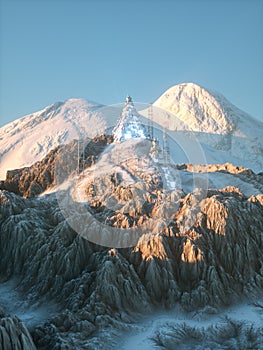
{"left": 0, "top": 160, "right": 262, "bottom": 348}
{"left": 0, "top": 134, "right": 114, "bottom": 198}
{"left": 0, "top": 112, "right": 262, "bottom": 348}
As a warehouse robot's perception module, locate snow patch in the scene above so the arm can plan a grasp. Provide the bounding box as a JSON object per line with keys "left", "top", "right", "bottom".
{"left": 119, "top": 301, "right": 263, "bottom": 350}
{"left": 0, "top": 279, "right": 57, "bottom": 330}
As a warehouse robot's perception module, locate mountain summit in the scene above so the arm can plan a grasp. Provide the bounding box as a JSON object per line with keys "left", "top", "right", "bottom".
{"left": 0, "top": 83, "right": 262, "bottom": 179}
{"left": 113, "top": 96, "right": 149, "bottom": 142}
{"left": 0, "top": 98, "right": 107, "bottom": 179}
{"left": 151, "top": 82, "right": 263, "bottom": 171}
{"left": 153, "top": 82, "right": 237, "bottom": 134}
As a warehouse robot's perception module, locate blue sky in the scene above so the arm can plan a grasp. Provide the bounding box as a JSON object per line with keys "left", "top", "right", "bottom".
{"left": 0, "top": 0, "right": 262, "bottom": 126}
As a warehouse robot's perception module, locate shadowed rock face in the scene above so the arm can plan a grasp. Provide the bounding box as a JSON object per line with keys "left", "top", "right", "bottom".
{"left": 0, "top": 134, "right": 114, "bottom": 198}
{"left": 0, "top": 308, "right": 37, "bottom": 350}
{"left": 0, "top": 180, "right": 262, "bottom": 348}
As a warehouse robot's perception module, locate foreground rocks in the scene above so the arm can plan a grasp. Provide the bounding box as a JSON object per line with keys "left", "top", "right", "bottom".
{"left": 0, "top": 308, "right": 36, "bottom": 350}
{"left": 0, "top": 135, "right": 262, "bottom": 348}
{"left": 0, "top": 176, "right": 262, "bottom": 348}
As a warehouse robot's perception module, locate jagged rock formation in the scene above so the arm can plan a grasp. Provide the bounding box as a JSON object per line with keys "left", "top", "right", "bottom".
{"left": 175, "top": 162, "right": 263, "bottom": 194}
{"left": 1, "top": 85, "right": 263, "bottom": 348}
{"left": 0, "top": 310, "right": 36, "bottom": 350}
{"left": 0, "top": 115, "right": 262, "bottom": 348}
{"left": 0, "top": 134, "right": 114, "bottom": 197}
{"left": 0, "top": 167, "right": 262, "bottom": 348}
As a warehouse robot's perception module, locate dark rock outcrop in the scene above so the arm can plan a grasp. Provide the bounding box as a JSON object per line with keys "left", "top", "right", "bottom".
{"left": 0, "top": 134, "right": 114, "bottom": 198}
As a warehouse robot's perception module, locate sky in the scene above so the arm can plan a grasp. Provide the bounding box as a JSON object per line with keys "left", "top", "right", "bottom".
{"left": 0, "top": 0, "right": 263, "bottom": 126}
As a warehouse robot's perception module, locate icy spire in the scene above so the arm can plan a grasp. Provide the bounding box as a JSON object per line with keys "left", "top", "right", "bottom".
{"left": 113, "top": 96, "right": 149, "bottom": 143}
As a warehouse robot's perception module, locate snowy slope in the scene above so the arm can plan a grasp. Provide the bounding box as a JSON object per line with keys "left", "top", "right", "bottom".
{"left": 0, "top": 83, "right": 262, "bottom": 179}
{"left": 148, "top": 83, "right": 263, "bottom": 172}
{"left": 119, "top": 301, "right": 263, "bottom": 350}
{"left": 153, "top": 83, "right": 237, "bottom": 134}
{"left": 0, "top": 99, "right": 112, "bottom": 179}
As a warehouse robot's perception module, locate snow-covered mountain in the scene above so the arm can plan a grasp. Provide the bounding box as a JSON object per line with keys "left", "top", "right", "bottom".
{"left": 0, "top": 86, "right": 262, "bottom": 349}
{"left": 153, "top": 83, "right": 238, "bottom": 134}
{"left": 0, "top": 83, "right": 262, "bottom": 179}
{"left": 0, "top": 99, "right": 111, "bottom": 179}
{"left": 113, "top": 96, "right": 149, "bottom": 142}
{"left": 150, "top": 83, "right": 263, "bottom": 171}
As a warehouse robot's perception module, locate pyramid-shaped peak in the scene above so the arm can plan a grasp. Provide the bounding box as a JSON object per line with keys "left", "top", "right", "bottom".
{"left": 113, "top": 97, "right": 149, "bottom": 143}
{"left": 153, "top": 82, "right": 241, "bottom": 134}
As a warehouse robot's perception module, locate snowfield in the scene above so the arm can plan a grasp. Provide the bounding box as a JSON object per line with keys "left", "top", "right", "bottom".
{"left": 148, "top": 82, "right": 263, "bottom": 172}
{"left": 0, "top": 99, "right": 110, "bottom": 179}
